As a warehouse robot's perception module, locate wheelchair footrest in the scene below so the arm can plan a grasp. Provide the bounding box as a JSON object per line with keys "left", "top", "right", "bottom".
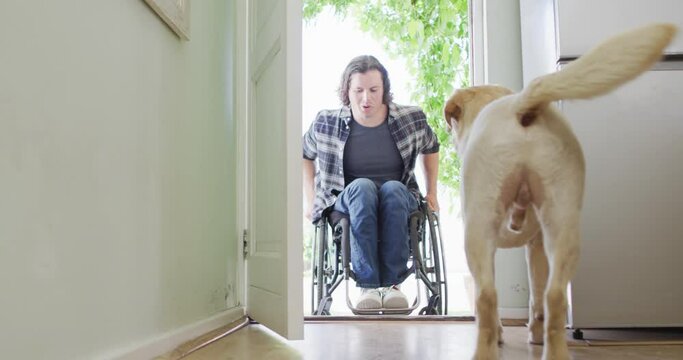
{"left": 350, "top": 308, "right": 414, "bottom": 316}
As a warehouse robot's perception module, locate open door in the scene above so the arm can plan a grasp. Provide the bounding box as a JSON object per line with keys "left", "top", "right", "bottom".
{"left": 243, "top": 0, "right": 303, "bottom": 340}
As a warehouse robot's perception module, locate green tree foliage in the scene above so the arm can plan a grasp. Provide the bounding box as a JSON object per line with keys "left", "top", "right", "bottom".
{"left": 303, "top": 0, "right": 470, "bottom": 191}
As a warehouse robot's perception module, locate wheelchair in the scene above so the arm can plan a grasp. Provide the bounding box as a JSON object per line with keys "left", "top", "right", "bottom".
{"left": 310, "top": 196, "right": 448, "bottom": 315}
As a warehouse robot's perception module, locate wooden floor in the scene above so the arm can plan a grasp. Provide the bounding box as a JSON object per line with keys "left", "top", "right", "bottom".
{"left": 163, "top": 319, "right": 683, "bottom": 359}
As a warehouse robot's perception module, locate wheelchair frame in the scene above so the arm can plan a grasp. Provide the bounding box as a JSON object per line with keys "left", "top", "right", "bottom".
{"left": 310, "top": 198, "right": 448, "bottom": 316}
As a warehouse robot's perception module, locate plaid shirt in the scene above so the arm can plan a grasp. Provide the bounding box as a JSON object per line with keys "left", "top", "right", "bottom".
{"left": 303, "top": 103, "right": 440, "bottom": 222}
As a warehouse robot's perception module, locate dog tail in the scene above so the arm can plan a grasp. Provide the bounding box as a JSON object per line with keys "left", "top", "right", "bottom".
{"left": 515, "top": 23, "right": 677, "bottom": 127}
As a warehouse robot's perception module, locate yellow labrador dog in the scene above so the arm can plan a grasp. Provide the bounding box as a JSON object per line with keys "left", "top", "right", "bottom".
{"left": 444, "top": 23, "right": 676, "bottom": 360}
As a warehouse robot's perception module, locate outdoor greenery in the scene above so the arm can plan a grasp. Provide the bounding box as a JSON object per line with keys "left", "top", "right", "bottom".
{"left": 303, "top": 0, "right": 470, "bottom": 191}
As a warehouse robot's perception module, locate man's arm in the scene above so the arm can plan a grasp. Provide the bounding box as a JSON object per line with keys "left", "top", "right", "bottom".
{"left": 303, "top": 159, "right": 316, "bottom": 220}
{"left": 421, "top": 152, "right": 440, "bottom": 212}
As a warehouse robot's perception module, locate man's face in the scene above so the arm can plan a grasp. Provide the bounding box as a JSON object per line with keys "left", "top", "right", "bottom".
{"left": 348, "top": 69, "right": 385, "bottom": 123}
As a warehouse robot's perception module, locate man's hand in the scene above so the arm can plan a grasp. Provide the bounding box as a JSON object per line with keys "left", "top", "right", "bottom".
{"left": 420, "top": 152, "right": 439, "bottom": 213}
{"left": 425, "top": 191, "right": 440, "bottom": 213}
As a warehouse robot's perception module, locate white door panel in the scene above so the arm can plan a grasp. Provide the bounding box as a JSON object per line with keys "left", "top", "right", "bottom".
{"left": 245, "top": 0, "right": 303, "bottom": 339}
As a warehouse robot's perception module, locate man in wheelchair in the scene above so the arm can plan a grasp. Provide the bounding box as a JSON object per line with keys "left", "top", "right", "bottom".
{"left": 303, "top": 55, "right": 440, "bottom": 312}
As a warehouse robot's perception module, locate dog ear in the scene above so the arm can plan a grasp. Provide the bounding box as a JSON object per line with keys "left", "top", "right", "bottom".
{"left": 444, "top": 101, "right": 462, "bottom": 132}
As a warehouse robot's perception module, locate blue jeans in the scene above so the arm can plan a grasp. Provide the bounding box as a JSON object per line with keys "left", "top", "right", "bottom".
{"left": 334, "top": 178, "right": 418, "bottom": 288}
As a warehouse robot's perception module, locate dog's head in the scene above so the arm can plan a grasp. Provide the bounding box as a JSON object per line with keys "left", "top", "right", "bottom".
{"left": 443, "top": 85, "right": 513, "bottom": 153}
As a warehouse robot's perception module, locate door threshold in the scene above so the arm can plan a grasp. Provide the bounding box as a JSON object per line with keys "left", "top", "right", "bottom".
{"left": 304, "top": 315, "right": 527, "bottom": 326}
{"left": 304, "top": 315, "right": 475, "bottom": 322}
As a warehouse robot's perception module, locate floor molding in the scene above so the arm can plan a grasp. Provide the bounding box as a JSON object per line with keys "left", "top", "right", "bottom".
{"left": 158, "top": 316, "right": 250, "bottom": 359}
{"left": 104, "top": 306, "right": 245, "bottom": 360}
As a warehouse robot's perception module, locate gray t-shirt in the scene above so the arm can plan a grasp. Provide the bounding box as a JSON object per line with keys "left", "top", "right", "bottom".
{"left": 343, "top": 119, "right": 404, "bottom": 187}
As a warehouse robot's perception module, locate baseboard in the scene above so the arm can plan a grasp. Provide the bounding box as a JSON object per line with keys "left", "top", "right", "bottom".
{"left": 101, "top": 306, "right": 245, "bottom": 360}
{"left": 499, "top": 307, "right": 529, "bottom": 320}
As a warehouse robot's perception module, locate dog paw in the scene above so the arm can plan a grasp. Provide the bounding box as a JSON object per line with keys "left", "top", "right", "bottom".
{"left": 473, "top": 349, "right": 499, "bottom": 360}
{"left": 528, "top": 332, "right": 544, "bottom": 345}
{"left": 528, "top": 314, "right": 544, "bottom": 344}
{"left": 542, "top": 345, "right": 570, "bottom": 360}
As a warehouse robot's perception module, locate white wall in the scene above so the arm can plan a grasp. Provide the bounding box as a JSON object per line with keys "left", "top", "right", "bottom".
{"left": 471, "top": 0, "right": 530, "bottom": 315}
{"left": 0, "top": 1, "right": 239, "bottom": 358}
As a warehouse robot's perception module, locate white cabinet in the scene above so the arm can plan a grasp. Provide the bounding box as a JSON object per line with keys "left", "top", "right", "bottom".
{"left": 562, "top": 68, "right": 683, "bottom": 328}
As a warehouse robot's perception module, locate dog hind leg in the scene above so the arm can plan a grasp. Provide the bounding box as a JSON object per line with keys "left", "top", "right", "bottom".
{"left": 465, "top": 216, "right": 500, "bottom": 359}
{"left": 525, "top": 232, "right": 548, "bottom": 345}
{"left": 539, "top": 209, "right": 580, "bottom": 360}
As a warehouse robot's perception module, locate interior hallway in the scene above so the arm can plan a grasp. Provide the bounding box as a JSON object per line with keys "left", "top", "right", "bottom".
{"left": 157, "top": 318, "right": 683, "bottom": 359}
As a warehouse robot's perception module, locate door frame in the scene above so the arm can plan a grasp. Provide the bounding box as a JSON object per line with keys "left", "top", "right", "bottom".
{"left": 234, "top": 0, "right": 525, "bottom": 323}
{"left": 234, "top": 0, "right": 248, "bottom": 310}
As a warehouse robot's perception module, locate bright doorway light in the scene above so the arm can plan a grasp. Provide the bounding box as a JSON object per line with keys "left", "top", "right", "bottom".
{"left": 302, "top": 8, "right": 473, "bottom": 316}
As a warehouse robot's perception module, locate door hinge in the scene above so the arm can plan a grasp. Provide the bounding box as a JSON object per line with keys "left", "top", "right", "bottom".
{"left": 242, "top": 229, "right": 248, "bottom": 259}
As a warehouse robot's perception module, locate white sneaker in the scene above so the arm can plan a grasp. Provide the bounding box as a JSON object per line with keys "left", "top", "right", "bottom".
{"left": 356, "top": 288, "right": 382, "bottom": 309}
{"left": 382, "top": 285, "right": 409, "bottom": 309}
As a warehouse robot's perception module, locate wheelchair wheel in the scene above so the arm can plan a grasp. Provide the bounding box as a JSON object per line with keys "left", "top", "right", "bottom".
{"left": 426, "top": 211, "right": 448, "bottom": 314}
{"left": 418, "top": 294, "right": 441, "bottom": 315}
{"left": 312, "top": 217, "right": 328, "bottom": 314}
{"left": 311, "top": 216, "right": 341, "bottom": 315}
{"left": 416, "top": 207, "right": 448, "bottom": 315}
{"left": 315, "top": 225, "right": 324, "bottom": 309}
